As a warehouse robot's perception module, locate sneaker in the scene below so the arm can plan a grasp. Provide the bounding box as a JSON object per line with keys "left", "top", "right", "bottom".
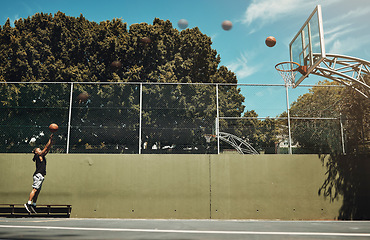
{"left": 30, "top": 205, "right": 37, "bottom": 213}
{"left": 24, "top": 203, "right": 32, "bottom": 213}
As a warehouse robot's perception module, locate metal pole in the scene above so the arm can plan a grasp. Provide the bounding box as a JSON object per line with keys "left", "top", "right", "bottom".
{"left": 340, "top": 113, "right": 346, "bottom": 155}
{"left": 66, "top": 83, "right": 74, "bottom": 154}
{"left": 285, "top": 84, "right": 293, "bottom": 154}
{"left": 216, "top": 84, "right": 220, "bottom": 154}
{"left": 138, "top": 83, "right": 143, "bottom": 154}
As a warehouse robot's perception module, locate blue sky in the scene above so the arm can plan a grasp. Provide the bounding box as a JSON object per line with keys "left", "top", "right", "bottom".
{"left": 1, "top": 0, "right": 369, "bottom": 117}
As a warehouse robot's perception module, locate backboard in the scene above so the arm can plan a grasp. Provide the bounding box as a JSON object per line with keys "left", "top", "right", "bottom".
{"left": 289, "top": 5, "right": 325, "bottom": 87}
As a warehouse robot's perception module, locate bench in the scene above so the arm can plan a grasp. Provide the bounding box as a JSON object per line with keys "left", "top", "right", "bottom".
{"left": 0, "top": 204, "right": 72, "bottom": 218}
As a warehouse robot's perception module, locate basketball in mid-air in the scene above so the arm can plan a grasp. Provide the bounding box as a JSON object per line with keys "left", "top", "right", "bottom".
{"left": 77, "top": 92, "right": 89, "bottom": 103}
{"left": 49, "top": 123, "right": 58, "bottom": 133}
{"left": 222, "top": 20, "right": 233, "bottom": 31}
{"left": 265, "top": 36, "right": 276, "bottom": 47}
{"left": 111, "top": 60, "right": 122, "bottom": 70}
{"left": 177, "top": 19, "right": 188, "bottom": 29}
{"left": 140, "top": 37, "right": 151, "bottom": 44}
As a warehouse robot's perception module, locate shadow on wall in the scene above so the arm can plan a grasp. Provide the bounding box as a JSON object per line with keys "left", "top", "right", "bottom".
{"left": 318, "top": 153, "right": 370, "bottom": 220}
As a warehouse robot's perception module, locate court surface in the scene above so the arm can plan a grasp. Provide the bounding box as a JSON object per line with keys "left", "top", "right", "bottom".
{"left": 1, "top": 218, "right": 370, "bottom": 240}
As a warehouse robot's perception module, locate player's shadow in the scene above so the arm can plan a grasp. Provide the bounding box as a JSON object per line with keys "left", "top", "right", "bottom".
{"left": 318, "top": 153, "right": 370, "bottom": 220}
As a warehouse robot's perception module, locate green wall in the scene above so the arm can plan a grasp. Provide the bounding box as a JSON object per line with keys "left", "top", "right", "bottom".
{"left": 210, "top": 154, "right": 343, "bottom": 219}
{"left": 0, "top": 154, "right": 345, "bottom": 219}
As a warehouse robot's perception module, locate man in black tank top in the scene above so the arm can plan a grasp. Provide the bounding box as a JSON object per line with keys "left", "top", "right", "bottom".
{"left": 24, "top": 134, "right": 54, "bottom": 213}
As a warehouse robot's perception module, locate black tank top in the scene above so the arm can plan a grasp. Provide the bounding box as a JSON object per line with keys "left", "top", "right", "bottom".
{"left": 33, "top": 154, "right": 47, "bottom": 176}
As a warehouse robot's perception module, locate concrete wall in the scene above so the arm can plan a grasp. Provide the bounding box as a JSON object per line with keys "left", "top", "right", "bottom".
{"left": 0, "top": 154, "right": 344, "bottom": 219}
{"left": 210, "top": 154, "right": 343, "bottom": 219}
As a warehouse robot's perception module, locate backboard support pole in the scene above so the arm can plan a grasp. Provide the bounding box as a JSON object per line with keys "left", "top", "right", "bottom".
{"left": 285, "top": 82, "right": 293, "bottom": 154}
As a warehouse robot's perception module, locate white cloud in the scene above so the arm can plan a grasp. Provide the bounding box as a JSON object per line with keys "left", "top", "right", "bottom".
{"left": 241, "top": 0, "right": 343, "bottom": 29}
{"left": 226, "top": 52, "right": 260, "bottom": 79}
{"left": 324, "top": 5, "right": 370, "bottom": 55}
{"left": 242, "top": 0, "right": 314, "bottom": 26}
{"left": 324, "top": 24, "right": 351, "bottom": 36}
{"left": 328, "top": 35, "right": 370, "bottom": 55}
{"left": 325, "top": 5, "right": 370, "bottom": 26}
{"left": 324, "top": 24, "right": 359, "bottom": 46}
{"left": 240, "top": 0, "right": 370, "bottom": 60}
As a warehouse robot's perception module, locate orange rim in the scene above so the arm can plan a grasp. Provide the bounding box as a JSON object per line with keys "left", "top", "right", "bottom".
{"left": 275, "top": 61, "right": 301, "bottom": 72}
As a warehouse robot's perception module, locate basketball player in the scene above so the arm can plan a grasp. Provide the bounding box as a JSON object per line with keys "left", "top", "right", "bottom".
{"left": 24, "top": 134, "right": 54, "bottom": 213}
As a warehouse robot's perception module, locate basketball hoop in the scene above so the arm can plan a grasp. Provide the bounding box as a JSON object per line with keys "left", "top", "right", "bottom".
{"left": 275, "top": 61, "right": 301, "bottom": 86}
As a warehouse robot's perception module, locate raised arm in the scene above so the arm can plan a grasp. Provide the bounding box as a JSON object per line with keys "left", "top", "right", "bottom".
{"left": 40, "top": 134, "right": 54, "bottom": 156}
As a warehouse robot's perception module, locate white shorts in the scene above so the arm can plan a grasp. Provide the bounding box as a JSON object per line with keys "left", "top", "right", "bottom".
{"left": 32, "top": 173, "right": 45, "bottom": 190}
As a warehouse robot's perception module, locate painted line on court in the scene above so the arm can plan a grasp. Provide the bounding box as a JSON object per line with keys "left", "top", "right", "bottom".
{"left": 0, "top": 225, "right": 370, "bottom": 237}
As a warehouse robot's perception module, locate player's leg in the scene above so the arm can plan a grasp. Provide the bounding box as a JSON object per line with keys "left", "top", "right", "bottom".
{"left": 25, "top": 188, "right": 37, "bottom": 213}
{"left": 25, "top": 174, "right": 44, "bottom": 213}
{"left": 33, "top": 188, "right": 41, "bottom": 203}
{"left": 30, "top": 188, "right": 41, "bottom": 213}
{"left": 28, "top": 188, "right": 37, "bottom": 202}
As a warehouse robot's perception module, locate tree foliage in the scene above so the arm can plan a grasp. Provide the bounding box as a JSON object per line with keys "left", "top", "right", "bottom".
{"left": 288, "top": 79, "right": 370, "bottom": 154}
{"left": 0, "top": 12, "right": 245, "bottom": 153}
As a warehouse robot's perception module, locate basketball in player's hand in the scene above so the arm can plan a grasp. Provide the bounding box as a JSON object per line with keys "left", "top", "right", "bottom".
{"left": 49, "top": 123, "right": 58, "bottom": 133}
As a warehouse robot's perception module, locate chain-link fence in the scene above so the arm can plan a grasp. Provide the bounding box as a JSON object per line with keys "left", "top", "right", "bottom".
{"left": 0, "top": 82, "right": 352, "bottom": 154}
{"left": 219, "top": 116, "right": 344, "bottom": 154}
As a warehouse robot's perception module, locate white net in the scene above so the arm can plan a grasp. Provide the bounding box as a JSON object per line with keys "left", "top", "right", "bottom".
{"left": 275, "top": 62, "right": 300, "bottom": 86}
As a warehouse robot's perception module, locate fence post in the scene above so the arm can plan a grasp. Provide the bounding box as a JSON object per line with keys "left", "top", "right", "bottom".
{"left": 216, "top": 84, "right": 220, "bottom": 154}
{"left": 66, "top": 82, "right": 74, "bottom": 154}
{"left": 285, "top": 83, "right": 293, "bottom": 154}
{"left": 139, "top": 83, "right": 143, "bottom": 154}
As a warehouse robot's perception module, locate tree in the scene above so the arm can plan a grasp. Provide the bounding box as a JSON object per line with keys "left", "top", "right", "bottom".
{"left": 240, "top": 110, "right": 260, "bottom": 149}
{"left": 0, "top": 13, "right": 246, "bottom": 153}
{"left": 287, "top": 80, "right": 370, "bottom": 154}
{"left": 259, "top": 117, "right": 280, "bottom": 153}
{"left": 314, "top": 77, "right": 370, "bottom": 220}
